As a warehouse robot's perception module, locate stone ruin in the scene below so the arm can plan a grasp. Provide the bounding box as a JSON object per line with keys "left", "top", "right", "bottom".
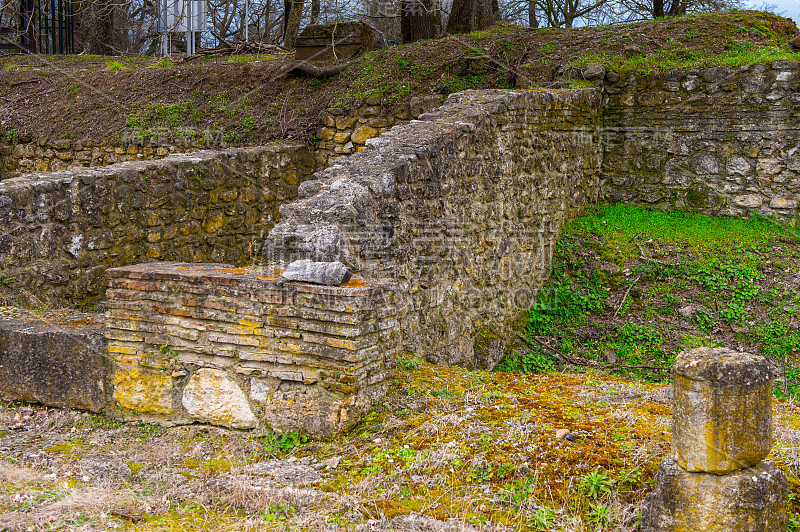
{"left": 2, "top": 62, "right": 800, "bottom": 439}
{"left": 641, "top": 347, "right": 787, "bottom": 531}
{"left": 294, "top": 22, "right": 375, "bottom": 62}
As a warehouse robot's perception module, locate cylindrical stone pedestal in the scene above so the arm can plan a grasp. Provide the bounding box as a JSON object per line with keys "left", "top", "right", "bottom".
{"left": 672, "top": 347, "right": 773, "bottom": 473}
{"left": 642, "top": 347, "right": 787, "bottom": 532}
{"left": 642, "top": 457, "right": 787, "bottom": 532}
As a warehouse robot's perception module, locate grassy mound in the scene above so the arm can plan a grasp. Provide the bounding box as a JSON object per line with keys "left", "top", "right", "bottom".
{"left": 0, "top": 10, "right": 798, "bottom": 146}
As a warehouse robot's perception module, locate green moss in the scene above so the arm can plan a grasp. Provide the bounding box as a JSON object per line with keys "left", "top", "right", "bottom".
{"left": 43, "top": 441, "right": 88, "bottom": 457}
{"left": 685, "top": 185, "right": 709, "bottom": 210}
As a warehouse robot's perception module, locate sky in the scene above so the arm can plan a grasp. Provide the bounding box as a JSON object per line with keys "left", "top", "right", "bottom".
{"left": 754, "top": 0, "right": 800, "bottom": 24}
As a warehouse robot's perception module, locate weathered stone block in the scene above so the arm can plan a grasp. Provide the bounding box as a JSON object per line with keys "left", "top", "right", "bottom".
{"left": 672, "top": 347, "right": 774, "bottom": 474}
{"left": 282, "top": 259, "right": 352, "bottom": 285}
{"left": 641, "top": 456, "right": 787, "bottom": 532}
{"left": 0, "top": 319, "right": 109, "bottom": 412}
{"left": 294, "top": 22, "right": 374, "bottom": 62}
{"left": 182, "top": 369, "right": 257, "bottom": 429}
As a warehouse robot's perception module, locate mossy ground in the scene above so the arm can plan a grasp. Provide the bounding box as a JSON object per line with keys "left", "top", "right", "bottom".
{"left": 2, "top": 362, "right": 800, "bottom": 530}
{"left": 3, "top": 208, "right": 800, "bottom": 530}
{"left": 0, "top": 11, "right": 798, "bottom": 146}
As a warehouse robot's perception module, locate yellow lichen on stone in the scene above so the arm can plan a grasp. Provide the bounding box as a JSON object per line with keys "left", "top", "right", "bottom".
{"left": 113, "top": 365, "right": 174, "bottom": 415}
{"left": 351, "top": 126, "right": 379, "bottom": 145}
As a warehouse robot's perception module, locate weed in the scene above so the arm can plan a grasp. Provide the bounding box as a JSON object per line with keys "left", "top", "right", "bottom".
{"left": 135, "top": 422, "right": 162, "bottom": 440}
{"left": 106, "top": 60, "right": 126, "bottom": 72}
{"left": 149, "top": 57, "right": 174, "bottom": 68}
{"left": 262, "top": 502, "right": 296, "bottom": 523}
{"left": 263, "top": 431, "right": 308, "bottom": 455}
{"left": 582, "top": 469, "right": 613, "bottom": 499}
{"left": 539, "top": 42, "right": 557, "bottom": 54}
{"left": 501, "top": 476, "right": 536, "bottom": 507}
{"left": 529, "top": 506, "right": 557, "bottom": 529}
{"left": 589, "top": 501, "right": 612, "bottom": 526}
{"left": 4, "top": 129, "right": 18, "bottom": 143}
{"left": 3, "top": 63, "right": 18, "bottom": 71}
{"left": 495, "top": 347, "right": 557, "bottom": 374}
{"left": 430, "top": 388, "right": 456, "bottom": 399}
{"left": 396, "top": 356, "right": 420, "bottom": 370}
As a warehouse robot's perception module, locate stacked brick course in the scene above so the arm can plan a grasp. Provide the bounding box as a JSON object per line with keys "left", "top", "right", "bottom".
{"left": 105, "top": 262, "right": 399, "bottom": 437}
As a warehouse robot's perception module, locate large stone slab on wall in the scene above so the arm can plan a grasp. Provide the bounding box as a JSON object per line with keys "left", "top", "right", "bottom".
{"left": 294, "top": 22, "right": 374, "bottom": 62}
{"left": 0, "top": 318, "right": 109, "bottom": 412}
{"left": 105, "top": 262, "right": 400, "bottom": 437}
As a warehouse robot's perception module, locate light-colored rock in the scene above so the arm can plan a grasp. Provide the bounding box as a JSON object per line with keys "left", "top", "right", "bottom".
{"left": 182, "top": 369, "right": 257, "bottom": 429}
{"left": 282, "top": 259, "right": 352, "bottom": 286}
{"left": 581, "top": 64, "right": 606, "bottom": 80}
{"left": 770, "top": 198, "right": 798, "bottom": 209}
{"left": 672, "top": 347, "right": 774, "bottom": 473}
{"left": 641, "top": 456, "right": 787, "bottom": 532}
{"left": 733, "top": 194, "right": 763, "bottom": 208}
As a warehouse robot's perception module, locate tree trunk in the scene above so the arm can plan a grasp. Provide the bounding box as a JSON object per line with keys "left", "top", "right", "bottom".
{"left": 652, "top": 0, "right": 664, "bottom": 17}
{"left": 401, "top": 0, "right": 440, "bottom": 43}
{"left": 283, "top": 0, "right": 304, "bottom": 48}
{"left": 527, "top": 0, "right": 538, "bottom": 27}
{"left": 446, "top": 0, "right": 492, "bottom": 35}
{"left": 90, "top": 0, "right": 116, "bottom": 55}
{"left": 310, "top": 0, "right": 320, "bottom": 24}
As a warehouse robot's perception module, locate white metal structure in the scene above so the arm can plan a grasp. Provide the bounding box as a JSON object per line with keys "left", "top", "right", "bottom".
{"left": 159, "top": 0, "right": 207, "bottom": 55}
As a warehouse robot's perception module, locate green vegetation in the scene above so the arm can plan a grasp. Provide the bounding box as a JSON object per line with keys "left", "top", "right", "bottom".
{"left": 499, "top": 205, "right": 800, "bottom": 398}
{"left": 106, "top": 60, "right": 127, "bottom": 72}
{"left": 149, "top": 57, "right": 174, "bottom": 68}
{"left": 262, "top": 431, "right": 308, "bottom": 455}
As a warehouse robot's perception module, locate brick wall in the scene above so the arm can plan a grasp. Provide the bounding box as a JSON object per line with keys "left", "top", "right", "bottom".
{"left": 105, "top": 262, "right": 399, "bottom": 437}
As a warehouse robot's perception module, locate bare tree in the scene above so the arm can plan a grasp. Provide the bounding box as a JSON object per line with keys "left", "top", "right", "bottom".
{"left": 446, "top": 0, "right": 491, "bottom": 34}
{"left": 401, "top": 0, "right": 440, "bottom": 41}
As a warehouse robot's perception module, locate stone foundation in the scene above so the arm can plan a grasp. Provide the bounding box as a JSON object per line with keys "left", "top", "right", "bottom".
{"left": 105, "top": 262, "right": 400, "bottom": 437}
{"left": 0, "top": 145, "right": 319, "bottom": 304}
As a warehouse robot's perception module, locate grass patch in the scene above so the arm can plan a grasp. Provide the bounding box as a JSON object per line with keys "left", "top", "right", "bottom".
{"left": 501, "top": 204, "right": 800, "bottom": 390}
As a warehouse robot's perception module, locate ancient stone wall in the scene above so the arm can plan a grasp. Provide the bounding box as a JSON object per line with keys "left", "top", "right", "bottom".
{"left": 105, "top": 262, "right": 399, "bottom": 437}
{"left": 315, "top": 95, "right": 444, "bottom": 165}
{"left": 602, "top": 61, "right": 800, "bottom": 218}
{"left": 0, "top": 145, "right": 319, "bottom": 304}
{"left": 265, "top": 89, "right": 602, "bottom": 367}
{"left": 0, "top": 136, "right": 207, "bottom": 180}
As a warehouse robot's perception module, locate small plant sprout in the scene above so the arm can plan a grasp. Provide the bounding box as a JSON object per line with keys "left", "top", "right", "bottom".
{"left": 582, "top": 469, "right": 613, "bottom": 499}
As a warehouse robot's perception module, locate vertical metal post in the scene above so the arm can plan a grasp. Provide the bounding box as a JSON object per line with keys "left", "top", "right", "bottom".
{"left": 50, "top": 0, "right": 55, "bottom": 54}
{"left": 37, "top": 0, "right": 42, "bottom": 53}
{"left": 185, "top": 0, "right": 191, "bottom": 55}
{"left": 244, "top": 0, "right": 249, "bottom": 42}
{"left": 57, "top": 0, "right": 62, "bottom": 53}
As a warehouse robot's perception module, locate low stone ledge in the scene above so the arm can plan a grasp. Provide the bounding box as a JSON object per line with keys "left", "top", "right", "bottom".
{"left": 0, "top": 317, "right": 109, "bottom": 412}
{"left": 105, "top": 262, "right": 400, "bottom": 438}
